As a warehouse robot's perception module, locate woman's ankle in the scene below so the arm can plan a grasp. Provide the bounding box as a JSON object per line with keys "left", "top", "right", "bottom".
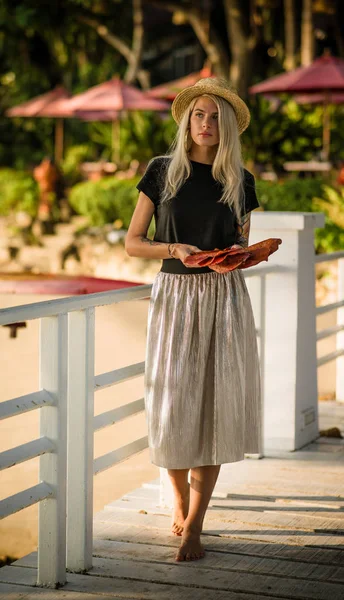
{"left": 183, "top": 518, "right": 203, "bottom": 535}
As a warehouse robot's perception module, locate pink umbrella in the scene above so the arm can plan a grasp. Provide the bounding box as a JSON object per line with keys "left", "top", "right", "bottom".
{"left": 6, "top": 86, "right": 71, "bottom": 162}
{"left": 54, "top": 77, "right": 170, "bottom": 161}
{"left": 249, "top": 54, "right": 344, "bottom": 160}
{"left": 147, "top": 66, "right": 214, "bottom": 100}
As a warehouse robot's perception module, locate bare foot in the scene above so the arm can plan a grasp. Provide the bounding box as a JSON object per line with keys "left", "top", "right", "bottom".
{"left": 175, "top": 525, "right": 205, "bottom": 561}
{"left": 171, "top": 485, "right": 190, "bottom": 536}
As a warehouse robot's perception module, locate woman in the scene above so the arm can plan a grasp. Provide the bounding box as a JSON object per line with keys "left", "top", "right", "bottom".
{"left": 125, "top": 77, "right": 262, "bottom": 563}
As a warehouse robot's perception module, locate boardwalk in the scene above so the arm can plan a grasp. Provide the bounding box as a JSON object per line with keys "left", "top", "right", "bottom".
{"left": 1, "top": 401, "right": 344, "bottom": 600}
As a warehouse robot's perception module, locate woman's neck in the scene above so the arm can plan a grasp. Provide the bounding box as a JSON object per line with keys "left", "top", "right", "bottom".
{"left": 188, "top": 147, "right": 217, "bottom": 165}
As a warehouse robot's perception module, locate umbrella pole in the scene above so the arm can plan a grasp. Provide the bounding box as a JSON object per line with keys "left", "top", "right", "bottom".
{"left": 112, "top": 120, "right": 120, "bottom": 164}
{"left": 55, "top": 118, "right": 64, "bottom": 164}
{"left": 322, "top": 98, "right": 330, "bottom": 162}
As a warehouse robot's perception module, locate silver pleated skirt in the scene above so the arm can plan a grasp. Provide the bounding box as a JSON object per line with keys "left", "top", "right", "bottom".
{"left": 144, "top": 269, "right": 262, "bottom": 469}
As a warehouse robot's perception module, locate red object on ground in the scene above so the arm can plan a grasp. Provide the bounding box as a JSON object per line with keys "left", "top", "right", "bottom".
{"left": 184, "top": 238, "right": 282, "bottom": 272}
{"left": 147, "top": 67, "right": 214, "bottom": 100}
{"left": 6, "top": 86, "right": 71, "bottom": 118}
{"left": 0, "top": 273, "right": 145, "bottom": 295}
{"left": 249, "top": 55, "right": 344, "bottom": 95}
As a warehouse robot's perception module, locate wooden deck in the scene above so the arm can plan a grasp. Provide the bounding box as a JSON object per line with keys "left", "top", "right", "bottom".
{"left": 1, "top": 402, "right": 344, "bottom": 600}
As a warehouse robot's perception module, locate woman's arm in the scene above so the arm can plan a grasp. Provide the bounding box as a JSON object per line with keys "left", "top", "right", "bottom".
{"left": 125, "top": 192, "right": 173, "bottom": 259}
{"left": 235, "top": 212, "right": 252, "bottom": 248}
{"left": 125, "top": 191, "right": 202, "bottom": 263}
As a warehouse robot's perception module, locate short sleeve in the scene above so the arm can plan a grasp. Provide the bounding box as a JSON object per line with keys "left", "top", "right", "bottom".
{"left": 136, "top": 158, "right": 164, "bottom": 207}
{"left": 241, "top": 170, "right": 260, "bottom": 217}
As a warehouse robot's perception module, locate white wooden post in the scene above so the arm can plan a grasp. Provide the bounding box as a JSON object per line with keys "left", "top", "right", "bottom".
{"left": 38, "top": 314, "right": 68, "bottom": 587}
{"left": 245, "top": 273, "right": 266, "bottom": 459}
{"left": 336, "top": 258, "right": 344, "bottom": 402}
{"left": 249, "top": 211, "right": 325, "bottom": 451}
{"left": 66, "top": 308, "right": 95, "bottom": 572}
{"left": 159, "top": 467, "right": 174, "bottom": 508}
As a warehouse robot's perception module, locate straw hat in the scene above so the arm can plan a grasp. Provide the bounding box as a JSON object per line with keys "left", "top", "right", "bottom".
{"left": 171, "top": 77, "right": 250, "bottom": 134}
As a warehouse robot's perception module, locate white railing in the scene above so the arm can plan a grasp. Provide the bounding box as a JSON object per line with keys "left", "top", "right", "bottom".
{"left": 315, "top": 252, "right": 344, "bottom": 401}
{"left": 0, "top": 265, "right": 280, "bottom": 587}
{"left": 0, "top": 285, "right": 151, "bottom": 587}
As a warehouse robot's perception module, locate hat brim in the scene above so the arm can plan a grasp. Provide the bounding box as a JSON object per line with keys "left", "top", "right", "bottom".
{"left": 171, "top": 84, "right": 250, "bottom": 135}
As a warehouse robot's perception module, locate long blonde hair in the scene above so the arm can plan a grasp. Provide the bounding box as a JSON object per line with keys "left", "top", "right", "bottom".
{"left": 153, "top": 93, "right": 245, "bottom": 222}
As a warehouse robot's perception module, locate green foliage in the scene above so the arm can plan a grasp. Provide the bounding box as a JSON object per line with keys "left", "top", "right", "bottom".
{"left": 313, "top": 185, "right": 344, "bottom": 252}
{"left": 68, "top": 175, "right": 150, "bottom": 231}
{"left": 255, "top": 176, "right": 344, "bottom": 253}
{"left": 242, "top": 96, "right": 331, "bottom": 169}
{"left": 86, "top": 112, "right": 175, "bottom": 165}
{"left": 256, "top": 177, "right": 324, "bottom": 212}
{"left": 61, "top": 144, "right": 96, "bottom": 185}
{"left": 0, "top": 168, "right": 39, "bottom": 216}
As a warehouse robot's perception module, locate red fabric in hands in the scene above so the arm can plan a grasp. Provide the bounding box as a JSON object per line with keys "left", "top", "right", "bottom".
{"left": 184, "top": 238, "right": 282, "bottom": 272}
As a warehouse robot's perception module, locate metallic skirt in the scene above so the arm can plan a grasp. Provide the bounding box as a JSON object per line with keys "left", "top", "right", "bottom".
{"left": 144, "top": 269, "right": 262, "bottom": 469}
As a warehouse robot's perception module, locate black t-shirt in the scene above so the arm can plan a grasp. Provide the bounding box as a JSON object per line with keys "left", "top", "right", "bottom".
{"left": 136, "top": 156, "right": 260, "bottom": 274}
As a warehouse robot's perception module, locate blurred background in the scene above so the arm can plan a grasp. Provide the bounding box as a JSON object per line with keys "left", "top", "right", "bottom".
{"left": 1, "top": 0, "right": 344, "bottom": 566}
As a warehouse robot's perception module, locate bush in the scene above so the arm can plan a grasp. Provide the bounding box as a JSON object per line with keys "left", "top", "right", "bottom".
{"left": 68, "top": 175, "right": 155, "bottom": 235}
{"left": 255, "top": 177, "right": 325, "bottom": 212}
{"left": 255, "top": 176, "right": 344, "bottom": 253}
{"left": 61, "top": 144, "right": 97, "bottom": 187}
{"left": 0, "top": 168, "right": 39, "bottom": 216}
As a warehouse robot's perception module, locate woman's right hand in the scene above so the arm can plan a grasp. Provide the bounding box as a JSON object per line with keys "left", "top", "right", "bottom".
{"left": 171, "top": 243, "right": 203, "bottom": 267}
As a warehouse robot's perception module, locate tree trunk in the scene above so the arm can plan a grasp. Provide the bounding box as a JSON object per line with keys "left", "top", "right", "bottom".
{"left": 284, "top": 0, "right": 296, "bottom": 70}
{"left": 149, "top": 2, "right": 229, "bottom": 77}
{"left": 124, "top": 0, "right": 147, "bottom": 85}
{"left": 301, "top": 0, "right": 314, "bottom": 66}
{"left": 78, "top": 0, "right": 150, "bottom": 89}
{"left": 223, "top": 0, "right": 257, "bottom": 98}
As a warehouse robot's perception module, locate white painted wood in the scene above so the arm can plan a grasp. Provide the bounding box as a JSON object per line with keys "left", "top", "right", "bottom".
{"left": 93, "top": 436, "right": 148, "bottom": 475}
{"left": 94, "top": 361, "right": 145, "bottom": 391}
{"left": 0, "top": 389, "right": 54, "bottom": 421}
{"left": 249, "top": 212, "right": 324, "bottom": 452}
{"left": 315, "top": 250, "right": 344, "bottom": 263}
{"left": 243, "top": 264, "right": 287, "bottom": 278}
{"left": 0, "top": 582, "right": 123, "bottom": 600}
{"left": 0, "top": 284, "right": 152, "bottom": 326}
{"left": 253, "top": 211, "right": 325, "bottom": 231}
{"left": 67, "top": 309, "right": 95, "bottom": 573}
{"left": 336, "top": 258, "right": 344, "bottom": 402}
{"left": 38, "top": 314, "right": 68, "bottom": 587}
{"left": 0, "top": 437, "right": 54, "bottom": 471}
{"left": 245, "top": 273, "right": 265, "bottom": 460}
{"left": 316, "top": 298, "right": 344, "bottom": 315}
{"left": 317, "top": 348, "right": 344, "bottom": 367}
{"left": 159, "top": 468, "right": 174, "bottom": 509}
{"left": 0, "top": 482, "right": 53, "bottom": 520}
{"left": 317, "top": 323, "right": 344, "bottom": 340}
{"left": 0, "top": 567, "right": 278, "bottom": 600}
{"left": 94, "top": 398, "right": 145, "bottom": 431}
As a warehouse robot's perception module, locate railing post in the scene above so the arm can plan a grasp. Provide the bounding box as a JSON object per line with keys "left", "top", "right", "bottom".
{"left": 336, "top": 258, "right": 344, "bottom": 402}
{"left": 66, "top": 308, "right": 95, "bottom": 572}
{"left": 244, "top": 273, "right": 266, "bottom": 459}
{"left": 38, "top": 314, "right": 68, "bottom": 587}
{"left": 249, "top": 211, "right": 325, "bottom": 451}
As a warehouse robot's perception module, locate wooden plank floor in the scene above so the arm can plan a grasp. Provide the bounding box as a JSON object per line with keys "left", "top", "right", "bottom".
{"left": 1, "top": 402, "right": 344, "bottom": 599}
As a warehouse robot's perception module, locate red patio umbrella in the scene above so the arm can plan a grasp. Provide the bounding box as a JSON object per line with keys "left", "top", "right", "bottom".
{"left": 53, "top": 77, "right": 170, "bottom": 162}
{"left": 6, "top": 86, "right": 71, "bottom": 162}
{"left": 249, "top": 55, "right": 344, "bottom": 160}
{"left": 147, "top": 66, "right": 213, "bottom": 100}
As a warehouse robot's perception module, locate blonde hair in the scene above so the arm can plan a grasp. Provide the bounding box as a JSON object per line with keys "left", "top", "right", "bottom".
{"left": 153, "top": 93, "right": 245, "bottom": 222}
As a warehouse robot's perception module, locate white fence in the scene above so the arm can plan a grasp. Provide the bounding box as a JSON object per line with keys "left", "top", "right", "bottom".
{"left": 0, "top": 286, "right": 151, "bottom": 586}
{"left": 315, "top": 253, "right": 344, "bottom": 400}
{"left": 1, "top": 211, "right": 344, "bottom": 587}
{"left": 0, "top": 262, "right": 279, "bottom": 587}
